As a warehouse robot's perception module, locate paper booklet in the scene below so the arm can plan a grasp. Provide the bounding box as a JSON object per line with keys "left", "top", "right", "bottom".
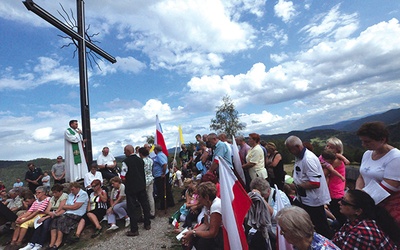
{"left": 363, "top": 179, "right": 390, "bottom": 205}
{"left": 33, "top": 216, "right": 43, "bottom": 229}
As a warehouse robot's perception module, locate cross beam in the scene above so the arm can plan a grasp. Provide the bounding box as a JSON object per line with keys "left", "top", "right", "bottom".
{"left": 23, "top": 0, "right": 116, "bottom": 164}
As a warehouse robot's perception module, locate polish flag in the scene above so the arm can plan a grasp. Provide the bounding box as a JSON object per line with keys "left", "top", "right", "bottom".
{"left": 231, "top": 135, "right": 246, "bottom": 185}
{"left": 275, "top": 184, "right": 294, "bottom": 250}
{"left": 155, "top": 115, "right": 168, "bottom": 156}
{"left": 218, "top": 156, "right": 251, "bottom": 250}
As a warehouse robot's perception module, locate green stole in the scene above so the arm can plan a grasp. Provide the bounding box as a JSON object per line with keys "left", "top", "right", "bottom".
{"left": 67, "top": 128, "right": 82, "bottom": 164}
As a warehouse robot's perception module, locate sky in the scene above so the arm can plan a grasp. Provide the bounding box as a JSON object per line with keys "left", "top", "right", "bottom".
{"left": 1, "top": 0, "right": 400, "bottom": 161}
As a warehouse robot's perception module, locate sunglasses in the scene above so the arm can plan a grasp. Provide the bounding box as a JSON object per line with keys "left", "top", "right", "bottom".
{"left": 340, "top": 198, "right": 357, "bottom": 207}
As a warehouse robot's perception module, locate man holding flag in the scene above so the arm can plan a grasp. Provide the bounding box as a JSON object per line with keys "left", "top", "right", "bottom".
{"left": 203, "top": 132, "right": 248, "bottom": 245}
{"left": 153, "top": 145, "right": 175, "bottom": 210}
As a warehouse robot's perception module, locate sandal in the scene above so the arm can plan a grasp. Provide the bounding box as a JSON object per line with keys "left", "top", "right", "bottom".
{"left": 91, "top": 227, "right": 102, "bottom": 238}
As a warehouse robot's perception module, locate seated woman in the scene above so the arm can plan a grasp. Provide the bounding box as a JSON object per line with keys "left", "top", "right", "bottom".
{"left": 20, "top": 184, "right": 68, "bottom": 250}
{"left": 9, "top": 186, "right": 50, "bottom": 248}
{"left": 332, "top": 189, "right": 399, "bottom": 249}
{"left": 181, "top": 181, "right": 223, "bottom": 250}
{"left": 48, "top": 182, "right": 89, "bottom": 249}
{"left": 106, "top": 176, "right": 129, "bottom": 231}
{"left": 71, "top": 179, "right": 108, "bottom": 240}
{"left": 276, "top": 206, "right": 339, "bottom": 250}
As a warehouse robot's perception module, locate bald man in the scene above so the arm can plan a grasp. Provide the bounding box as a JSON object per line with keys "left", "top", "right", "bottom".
{"left": 122, "top": 145, "right": 151, "bottom": 236}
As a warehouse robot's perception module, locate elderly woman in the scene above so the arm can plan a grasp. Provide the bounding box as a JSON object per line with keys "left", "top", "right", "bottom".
{"left": 242, "top": 133, "right": 268, "bottom": 182}
{"left": 71, "top": 179, "right": 108, "bottom": 240}
{"left": 249, "top": 177, "right": 291, "bottom": 248}
{"left": 276, "top": 206, "right": 339, "bottom": 250}
{"left": 106, "top": 176, "right": 130, "bottom": 231}
{"left": 48, "top": 182, "right": 89, "bottom": 249}
{"left": 20, "top": 184, "right": 68, "bottom": 250}
{"left": 332, "top": 190, "right": 399, "bottom": 249}
{"left": 355, "top": 121, "right": 400, "bottom": 225}
{"left": 9, "top": 186, "right": 50, "bottom": 248}
{"left": 182, "top": 181, "right": 223, "bottom": 250}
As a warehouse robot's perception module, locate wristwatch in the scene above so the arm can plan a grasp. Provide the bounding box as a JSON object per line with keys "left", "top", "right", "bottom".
{"left": 193, "top": 230, "right": 197, "bottom": 237}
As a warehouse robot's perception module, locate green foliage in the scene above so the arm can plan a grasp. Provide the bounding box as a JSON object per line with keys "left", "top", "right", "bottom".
{"left": 210, "top": 95, "right": 245, "bottom": 138}
{"left": 146, "top": 135, "right": 155, "bottom": 145}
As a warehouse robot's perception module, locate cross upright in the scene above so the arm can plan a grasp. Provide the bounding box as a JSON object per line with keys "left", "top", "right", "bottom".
{"left": 23, "top": 0, "right": 116, "bottom": 164}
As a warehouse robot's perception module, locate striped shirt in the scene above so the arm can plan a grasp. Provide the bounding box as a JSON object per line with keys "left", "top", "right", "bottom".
{"left": 28, "top": 197, "right": 50, "bottom": 212}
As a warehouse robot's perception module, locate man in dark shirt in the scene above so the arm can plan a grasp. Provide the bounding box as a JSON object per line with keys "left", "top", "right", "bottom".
{"left": 122, "top": 144, "right": 151, "bottom": 236}
{"left": 24, "top": 163, "right": 43, "bottom": 193}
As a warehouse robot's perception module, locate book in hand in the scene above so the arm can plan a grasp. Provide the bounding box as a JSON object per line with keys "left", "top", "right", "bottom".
{"left": 176, "top": 228, "right": 189, "bottom": 241}
{"left": 363, "top": 179, "right": 390, "bottom": 205}
{"left": 34, "top": 216, "right": 43, "bottom": 229}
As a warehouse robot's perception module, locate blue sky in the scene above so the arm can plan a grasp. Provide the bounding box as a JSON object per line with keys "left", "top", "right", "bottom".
{"left": 1, "top": 0, "right": 400, "bottom": 161}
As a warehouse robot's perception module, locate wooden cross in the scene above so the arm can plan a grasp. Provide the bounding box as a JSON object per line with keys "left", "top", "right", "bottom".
{"left": 23, "top": 0, "right": 116, "bottom": 164}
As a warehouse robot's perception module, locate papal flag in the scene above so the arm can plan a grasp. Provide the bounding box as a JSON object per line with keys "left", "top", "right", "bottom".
{"left": 178, "top": 125, "right": 184, "bottom": 145}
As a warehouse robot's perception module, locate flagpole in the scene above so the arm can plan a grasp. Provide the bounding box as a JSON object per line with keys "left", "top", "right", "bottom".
{"left": 173, "top": 135, "right": 179, "bottom": 168}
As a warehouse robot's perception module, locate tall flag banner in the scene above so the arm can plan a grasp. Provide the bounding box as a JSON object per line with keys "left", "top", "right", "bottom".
{"left": 231, "top": 135, "right": 246, "bottom": 185}
{"left": 275, "top": 184, "right": 294, "bottom": 250}
{"left": 218, "top": 156, "right": 251, "bottom": 250}
{"left": 155, "top": 115, "right": 169, "bottom": 156}
{"left": 178, "top": 125, "right": 184, "bottom": 145}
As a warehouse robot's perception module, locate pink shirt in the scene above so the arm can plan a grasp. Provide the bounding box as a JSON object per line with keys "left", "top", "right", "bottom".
{"left": 28, "top": 197, "right": 50, "bottom": 212}
{"left": 329, "top": 161, "right": 346, "bottom": 199}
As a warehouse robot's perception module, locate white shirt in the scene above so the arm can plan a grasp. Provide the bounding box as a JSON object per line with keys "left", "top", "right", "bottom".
{"left": 293, "top": 149, "right": 331, "bottom": 206}
{"left": 97, "top": 153, "right": 116, "bottom": 166}
{"left": 360, "top": 148, "right": 400, "bottom": 187}
{"left": 84, "top": 171, "right": 103, "bottom": 188}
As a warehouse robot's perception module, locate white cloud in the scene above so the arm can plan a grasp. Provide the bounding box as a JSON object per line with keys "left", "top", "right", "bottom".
{"left": 274, "top": 0, "right": 297, "bottom": 23}
{"left": 270, "top": 53, "right": 289, "bottom": 63}
{"left": 185, "top": 18, "right": 400, "bottom": 118}
{"left": 300, "top": 4, "right": 359, "bottom": 45}
{"left": 97, "top": 56, "right": 146, "bottom": 76}
{"left": 32, "top": 127, "right": 53, "bottom": 141}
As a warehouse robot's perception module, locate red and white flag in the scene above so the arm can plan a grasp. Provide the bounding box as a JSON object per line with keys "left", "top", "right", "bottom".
{"left": 218, "top": 156, "right": 251, "bottom": 250}
{"left": 231, "top": 135, "right": 246, "bottom": 185}
{"left": 275, "top": 184, "right": 294, "bottom": 250}
{"left": 155, "top": 115, "right": 168, "bottom": 156}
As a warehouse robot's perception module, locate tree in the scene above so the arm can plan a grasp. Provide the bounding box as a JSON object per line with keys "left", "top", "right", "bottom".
{"left": 145, "top": 135, "right": 154, "bottom": 145}
{"left": 210, "top": 95, "right": 245, "bottom": 138}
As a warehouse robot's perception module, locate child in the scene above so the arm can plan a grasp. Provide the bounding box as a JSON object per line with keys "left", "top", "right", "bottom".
{"left": 41, "top": 171, "right": 51, "bottom": 193}
{"left": 181, "top": 179, "right": 200, "bottom": 229}
{"left": 319, "top": 136, "right": 349, "bottom": 184}
{"left": 173, "top": 166, "right": 183, "bottom": 188}
{"left": 282, "top": 183, "right": 296, "bottom": 204}
{"left": 320, "top": 137, "right": 349, "bottom": 228}
{"left": 319, "top": 150, "right": 345, "bottom": 183}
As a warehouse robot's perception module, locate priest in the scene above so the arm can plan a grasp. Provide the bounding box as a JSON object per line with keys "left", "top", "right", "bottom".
{"left": 64, "top": 120, "right": 88, "bottom": 182}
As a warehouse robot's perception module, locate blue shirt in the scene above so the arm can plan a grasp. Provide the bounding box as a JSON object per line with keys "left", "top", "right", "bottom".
{"left": 65, "top": 189, "right": 89, "bottom": 216}
{"left": 153, "top": 152, "right": 169, "bottom": 178}
{"left": 213, "top": 140, "right": 233, "bottom": 167}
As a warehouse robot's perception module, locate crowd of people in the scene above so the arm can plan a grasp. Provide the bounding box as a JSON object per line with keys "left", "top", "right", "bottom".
{"left": 0, "top": 120, "right": 399, "bottom": 250}
{"left": 172, "top": 122, "right": 400, "bottom": 249}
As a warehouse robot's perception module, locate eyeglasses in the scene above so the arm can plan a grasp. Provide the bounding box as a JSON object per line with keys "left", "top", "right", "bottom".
{"left": 340, "top": 198, "right": 357, "bottom": 207}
